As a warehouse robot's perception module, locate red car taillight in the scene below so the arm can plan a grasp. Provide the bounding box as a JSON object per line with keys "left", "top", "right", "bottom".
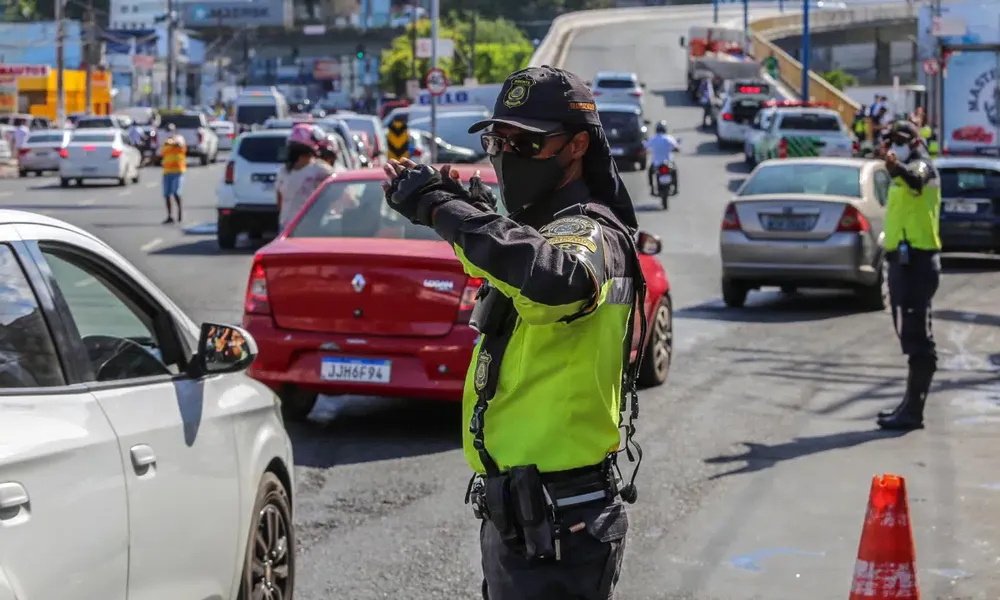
{"left": 777, "top": 138, "right": 788, "bottom": 158}
{"left": 58, "top": 148, "right": 68, "bottom": 159}
{"left": 244, "top": 258, "right": 271, "bottom": 315}
{"left": 456, "top": 277, "right": 483, "bottom": 323}
{"left": 111, "top": 148, "right": 122, "bottom": 158}
{"left": 721, "top": 202, "right": 741, "bottom": 231}
{"left": 228, "top": 132, "right": 235, "bottom": 139}
{"left": 630, "top": 90, "right": 643, "bottom": 97}
{"left": 224, "top": 161, "right": 234, "bottom": 184}
{"left": 198, "top": 131, "right": 204, "bottom": 144}
{"left": 412, "top": 147, "right": 423, "bottom": 158}
{"left": 721, "top": 112, "right": 733, "bottom": 122}
{"left": 836, "top": 204, "right": 870, "bottom": 233}
{"left": 17, "top": 148, "right": 29, "bottom": 157}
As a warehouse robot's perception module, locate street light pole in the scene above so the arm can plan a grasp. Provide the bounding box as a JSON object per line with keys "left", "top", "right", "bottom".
{"left": 713, "top": 0, "right": 718, "bottom": 25}
{"left": 801, "top": 0, "right": 811, "bottom": 101}
{"left": 430, "top": 0, "right": 439, "bottom": 163}
{"left": 55, "top": 0, "right": 66, "bottom": 125}
{"left": 742, "top": 0, "right": 748, "bottom": 44}
{"left": 166, "top": 0, "right": 175, "bottom": 109}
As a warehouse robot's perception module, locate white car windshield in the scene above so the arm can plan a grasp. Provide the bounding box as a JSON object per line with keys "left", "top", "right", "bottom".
{"left": 741, "top": 164, "right": 861, "bottom": 197}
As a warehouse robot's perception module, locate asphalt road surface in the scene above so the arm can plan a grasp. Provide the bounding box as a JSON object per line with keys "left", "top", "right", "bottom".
{"left": 10, "top": 8, "right": 1000, "bottom": 599}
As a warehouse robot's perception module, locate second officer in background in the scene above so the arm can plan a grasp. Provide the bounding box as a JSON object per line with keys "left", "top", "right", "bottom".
{"left": 876, "top": 120, "right": 941, "bottom": 431}
{"left": 381, "top": 66, "right": 646, "bottom": 600}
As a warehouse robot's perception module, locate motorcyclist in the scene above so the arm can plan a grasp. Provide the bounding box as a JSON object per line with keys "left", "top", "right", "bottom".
{"left": 316, "top": 133, "right": 344, "bottom": 170}
{"left": 276, "top": 124, "right": 337, "bottom": 230}
{"left": 644, "top": 120, "right": 680, "bottom": 195}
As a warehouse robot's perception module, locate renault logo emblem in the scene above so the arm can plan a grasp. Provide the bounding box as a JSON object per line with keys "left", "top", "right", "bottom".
{"left": 351, "top": 274, "right": 366, "bottom": 293}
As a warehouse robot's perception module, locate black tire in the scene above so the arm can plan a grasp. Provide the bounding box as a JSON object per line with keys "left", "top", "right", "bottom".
{"left": 132, "top": 170, "right": 140, "bottom": 183}
{"left": 659, "top": 189, "right": 669, "bottom": 210}
{"left": 217, "top": 219, "right": 238, "bottom": 250}
{"left": 722, "top": 278, "right": 749, "bottom": 308}
{"left": 118, "top": 176, "right": 127, "bottom": 186}
{"left": 279, "top": 387, "right": 318, "bottom": 422}
{"left": 638, "top": 295, "right": 673, "bottom": 388}
{"left": 200, "top": 154, "right": 209, "bottom": 166}
{"left": 859, "top": 256, "right": 889, "bottom": 311}
{"left": 60, "top": 177, "right": 69, "bottom": 188}
{"left": 75, "top": 178, "right": 83, "bottom": 186}
{"left": 638, "top": 158, "right": 647, "bottom": 170}
{"left": 239, "top": 473, "right": 295, "bottom": 600}
{"left": 780, "top": 285, "right": 798, "bottom": 295}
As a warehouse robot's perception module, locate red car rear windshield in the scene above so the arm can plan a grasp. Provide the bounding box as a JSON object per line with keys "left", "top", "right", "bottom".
{"left": 289, "top": 180, "right": 442, "bottom": 241}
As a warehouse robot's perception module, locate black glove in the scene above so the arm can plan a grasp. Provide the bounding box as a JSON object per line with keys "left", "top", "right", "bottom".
{"left": 439, "top": 170, "right": 498, "bottom": 213}
{"left": 385, "top": 164, "right": 452, "bottom": 225}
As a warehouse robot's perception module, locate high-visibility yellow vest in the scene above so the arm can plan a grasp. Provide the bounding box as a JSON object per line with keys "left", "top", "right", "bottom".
{"left": 885, "top": 161, "right": 941, "bottom": 252}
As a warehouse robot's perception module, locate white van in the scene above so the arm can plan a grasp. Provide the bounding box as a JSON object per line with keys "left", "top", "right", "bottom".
{"left": 234, "top": 88, "right": 289, "bottom": 130}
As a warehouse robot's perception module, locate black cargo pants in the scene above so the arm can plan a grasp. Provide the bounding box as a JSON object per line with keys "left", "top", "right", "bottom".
{"left": 887, "top": 249, "right": 940, "bottom": 369}
{"left": 481, "top": 499, "right": 628, "bottom": 600}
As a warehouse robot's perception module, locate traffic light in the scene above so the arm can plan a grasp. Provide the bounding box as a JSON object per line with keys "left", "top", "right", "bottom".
{"left": 356, "top": 44, "right": 365, "bottom": 60}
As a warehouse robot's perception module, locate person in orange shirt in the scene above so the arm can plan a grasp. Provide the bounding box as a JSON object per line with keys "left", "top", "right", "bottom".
{"left": 160, "top": 123, "right": 187, "bottom": 224}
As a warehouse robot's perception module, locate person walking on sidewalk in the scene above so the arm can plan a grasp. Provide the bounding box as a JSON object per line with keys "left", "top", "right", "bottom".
{"left": 876, "top": 120, "right": 941, "bottom": 431}
{"left": 160, "top": 123, "right": 187, "bottom": 224}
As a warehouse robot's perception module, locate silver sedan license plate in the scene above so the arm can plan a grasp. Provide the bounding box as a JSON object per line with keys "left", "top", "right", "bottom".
{"left": 761, "top": 214, "right": 817, "bottom": 231}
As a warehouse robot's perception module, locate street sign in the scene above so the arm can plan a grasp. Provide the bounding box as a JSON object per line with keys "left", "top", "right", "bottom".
{"left": 922, "top": 58, "right": 940, "bottom": 77}
{"left": 415, "top": 38, "right": 455, "bottom": 60}
{"left": 931, "top": 16, "right": 966, "bottom": 37}
{"left": 386, "top": 117, "right": 410, "bottom": 161}
{"left": 0, "top": 64, "right": 49, "bottom": 77}
{"left": 425, "top": 68, "right": 448, "bottom": 97}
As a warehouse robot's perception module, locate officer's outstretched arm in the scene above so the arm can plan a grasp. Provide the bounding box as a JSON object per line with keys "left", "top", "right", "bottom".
{"left": 432, "top": 201, "right": 611, "bottom": 325}
{"left": 888, "top": 159, "right": 936, "bottom": 193}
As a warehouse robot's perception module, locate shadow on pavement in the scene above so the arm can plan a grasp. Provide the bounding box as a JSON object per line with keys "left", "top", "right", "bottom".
{"left": 288, "top": 396, "right": 462, "bottom": 468}
{"left": 676, "top": 290, "right": 873, "bottom": 323}
{"left": 727, "top": 178, "right": 745, "bottom": 193}
{"left": 5, "top": 203, "right": 121, "bottom": 210}
{"left": 703, "top": 429, "right": 907, "bottom": 479}
{"left": 649, "top": 88, "right": 694, "bottom": 109}
{"left": 725, "top": 160, "right": 751, "bottom": 175}
{"left": 934, "top": 308, "right": 1000, "bottom": 329}
{"left": 150, "top": 237, "right": 269, "bottom": 255}
{"left": 941, "top": 254, "right": 1000, "bottom": 274}
{"left": 695, "top": 140, "right": 738, "bottom": 157}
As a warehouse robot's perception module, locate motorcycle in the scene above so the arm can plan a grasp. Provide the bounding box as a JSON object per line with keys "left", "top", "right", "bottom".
{"left": 138, "top": 129, "right": 157, "bottom": 167}
{"left": 654, "top": 160, "right": 678, "bottom": 210}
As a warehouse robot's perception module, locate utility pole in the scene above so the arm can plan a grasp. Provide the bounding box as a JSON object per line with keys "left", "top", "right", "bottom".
{"left": 713, "top": 0, "right": 718, "bottom": 25}
{"left": 801, "top": 0, "right": 811, "bottom": 101}
{"left": 85, "top": 0, "right": 96, "bottom": 114}
{"left": 55, "top": 0, "right": 65, "bottom": 125}
{"left": 410, "top": 0, "right": 417, "bottom": 79}
{"left": 430, "top": 0, "right": 439, "bottom": 163}
{"left": 933, "top": 0, "right": 942, "bottom": 141}
{"left": 129, "top": 36, "right": 137, "bottom": 106}
{"left": 165, "top": 0, "right": 176, "bottom": 109}
{"left": 742, "top": 0, "right": 748, "bottom": 46}
{"left": 242, "top": 29, "right": 250, "bottom": 86}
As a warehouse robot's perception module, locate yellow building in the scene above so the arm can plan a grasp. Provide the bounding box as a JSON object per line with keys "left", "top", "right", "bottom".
{"left": 18, "top": 69, "right": 112, "bottom": 120}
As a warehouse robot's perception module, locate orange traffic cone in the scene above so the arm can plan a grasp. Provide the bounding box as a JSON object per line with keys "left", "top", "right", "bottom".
{"left": 849, "top": 474, "right": 919, "bottom": 599}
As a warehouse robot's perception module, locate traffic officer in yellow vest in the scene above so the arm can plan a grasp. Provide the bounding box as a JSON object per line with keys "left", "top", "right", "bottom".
{"left": 911, "top": 107, "right": 940, "bottom": 157}
{"left": 381, "top": 66, "right": 645, "bottom": 600}
{"left": 876, "top": 120, "right": 942, "bottom": 431}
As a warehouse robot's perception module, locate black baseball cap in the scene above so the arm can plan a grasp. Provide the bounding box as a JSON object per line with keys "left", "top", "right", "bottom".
{"left": 468, "top": 66, "right": 602, "bottom": 134}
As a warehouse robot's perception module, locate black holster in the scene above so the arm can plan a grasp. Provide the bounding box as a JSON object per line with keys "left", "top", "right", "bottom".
{"left": 484, "top": 476, "right": 519, "bottom": 545}
{"left": 509, "top": 465, "right": 556, "bottom": 561}
{"left": 469, "top": 284, "right": 516, "bottom": 336}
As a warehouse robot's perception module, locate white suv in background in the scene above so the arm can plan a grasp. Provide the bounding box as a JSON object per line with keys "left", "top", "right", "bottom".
{"left": 589, "top": 71, "right": 646, "bottom": 111}
{"left": 216, "top": 129, "right": 287, "bottom": 249}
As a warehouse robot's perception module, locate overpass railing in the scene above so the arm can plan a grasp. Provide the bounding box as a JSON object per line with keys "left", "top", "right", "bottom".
{"left": 749, "top": 4, "right": 917, "bottom": 126}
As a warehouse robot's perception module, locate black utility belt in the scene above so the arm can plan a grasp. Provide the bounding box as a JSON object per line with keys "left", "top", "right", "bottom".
{"left": 467, "top": 462, "right": 618, "bottom": 561}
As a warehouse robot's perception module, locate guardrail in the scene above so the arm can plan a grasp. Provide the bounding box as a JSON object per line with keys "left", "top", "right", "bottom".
{"left": 749, "top": 4, "right": 917, "bottom": 126}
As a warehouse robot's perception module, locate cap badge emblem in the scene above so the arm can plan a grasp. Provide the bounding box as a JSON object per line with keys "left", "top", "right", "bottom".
{"left": 503, "top": 78, "right": 534, "bottom": 108}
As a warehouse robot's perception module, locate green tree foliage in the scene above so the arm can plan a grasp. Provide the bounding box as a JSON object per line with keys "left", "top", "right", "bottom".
{"left": 3, "top": 0, "right": 111, "bottom": 22}
{"left": 821, "top": 69, "right": 859, "bottom": 91}
{"left": 379, "top": 17, "right": 534, "bottom": 96}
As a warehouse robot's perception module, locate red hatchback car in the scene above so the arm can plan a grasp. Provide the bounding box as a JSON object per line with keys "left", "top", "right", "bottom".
{"left": 242, "top": 165, "right": 673, "bottom": 420}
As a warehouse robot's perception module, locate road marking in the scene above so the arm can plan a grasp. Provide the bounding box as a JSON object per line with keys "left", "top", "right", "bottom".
{"left": 117, "top": 190, "right": 131, "bottom": 196}
{"left": 0, "top": 191, "right": 12, "bottom": 198}
{"left": 140, "top": 237, "right": 163, "bottom": 253}
{"left": 145, "top": 182, "right": 157, "bottom": 189}
{"left": 78, "top": 198, "right": 95, "bottom": 206}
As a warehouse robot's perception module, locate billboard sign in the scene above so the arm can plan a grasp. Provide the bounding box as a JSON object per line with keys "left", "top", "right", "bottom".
{"left": 181, "top": 0, "right": 291, "bottom": 28}
{"left": 0, "top": 64, "right": 49, "bottom": 77}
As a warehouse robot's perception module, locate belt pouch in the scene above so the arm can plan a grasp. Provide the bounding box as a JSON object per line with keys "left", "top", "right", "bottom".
{"left": 509, "top": 466, "right": 555, "bottom": 560}
{"left": 469, "top": 286, "right": 515, "bottom": 335}
{"left": 484, "top": 477, "right": 517, "bottom": 543}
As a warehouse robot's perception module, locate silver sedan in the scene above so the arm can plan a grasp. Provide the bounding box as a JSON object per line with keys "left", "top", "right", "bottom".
{"left": 719, "top": 157, "right": 889, "bottom": 309}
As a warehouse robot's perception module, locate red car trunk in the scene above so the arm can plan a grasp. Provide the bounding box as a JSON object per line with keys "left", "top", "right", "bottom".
{"left": 261, "top": 238, "right": 470, "bottom": 337}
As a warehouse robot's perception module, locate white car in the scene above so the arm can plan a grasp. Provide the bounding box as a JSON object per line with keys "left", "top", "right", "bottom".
{"left": 18, "top": 129, "right": 70, "bottom": 176}
{"left": 59, "top": 128, "right": 141, "bottom": 187}
{"left": 0, "top": 210, "right": 295, "bottom": 600}
{"left": 589, "top": 71, "right": 645, "bottom": 110}
{"left": 716, "top": 95, "right": 769, "bottom": 148}
{"left": 210, "top": 120, "right": 237, "bottom": 151}
{"left": 217, "top": 129, "right": 287, "bottom": 249}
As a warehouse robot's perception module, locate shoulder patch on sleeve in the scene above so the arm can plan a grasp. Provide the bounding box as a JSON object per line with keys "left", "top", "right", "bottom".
{"left": 538, "top": 216, "right": 599, "bottom": 253}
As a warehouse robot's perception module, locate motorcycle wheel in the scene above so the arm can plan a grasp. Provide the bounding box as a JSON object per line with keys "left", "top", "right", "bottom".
{"left": 660, "top": 189, "right": 669, "bottom": 210}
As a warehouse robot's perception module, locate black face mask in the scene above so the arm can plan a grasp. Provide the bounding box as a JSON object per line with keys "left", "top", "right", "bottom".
{"left": 491, "top": 145, "right": 569, "bottom": 214}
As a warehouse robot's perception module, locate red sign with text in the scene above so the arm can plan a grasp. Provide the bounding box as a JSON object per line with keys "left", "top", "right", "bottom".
{"left": 0, "top": 64, "right": 50, "bottom": 77}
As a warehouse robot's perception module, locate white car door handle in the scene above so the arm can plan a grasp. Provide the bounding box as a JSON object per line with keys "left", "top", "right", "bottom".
{"left": 0, "top": 482, "right": 29, "bottom": 511}
{"left": 130, "top": 445, "right": 157, "bottom": 471}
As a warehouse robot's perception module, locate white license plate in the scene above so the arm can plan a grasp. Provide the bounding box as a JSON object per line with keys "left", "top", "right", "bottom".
{"left": 610, "top": 147, "right": 625, "bottom": 156}
{"left": 944, "top": 201, "right": 978, "bottom": 214}
{"left": 658, "top": 174, "right": 673, "bottom": 184}
{"left": 320, "top": 357, "right": 391, "bottom": 383}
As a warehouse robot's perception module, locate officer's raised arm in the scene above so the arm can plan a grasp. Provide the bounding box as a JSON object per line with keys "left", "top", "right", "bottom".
{"left": 887, "top": 158, "right": 936, "bottom": 193}
{"left": 885, "top": 120, "right": 937, "bottom": 193}
{"left": 433, "top": 201, "right": 608, "bottom": 324}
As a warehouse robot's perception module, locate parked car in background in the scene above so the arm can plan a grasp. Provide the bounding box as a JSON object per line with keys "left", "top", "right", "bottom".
{"left": 59, "top": 128, "right": 142, "bottom": 187}
{"left": 409, "top": 129, "right": 481, "bottom": 164}
{"left": 0, "top": 209, "right": 295, "bottom": 600}
{"left": 210, "top": 120, "right": 237, "bottom": 151}
{"left": 18, "top": 129, "right": 70, "bottom": 176}
{"left": 216, "top": 129, "right": 287, "bottom": 248}
{"left": 338, "top": 114, "right": 388, "bottom": 164}
{"left": 242, "top": 164, "right": 673, "bottom": 421}
{"left": 408, "top": 109, "right": 490, "bottom": 152}
{"left": 934, "top": 156, "right": 1000, "bottom": 254}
